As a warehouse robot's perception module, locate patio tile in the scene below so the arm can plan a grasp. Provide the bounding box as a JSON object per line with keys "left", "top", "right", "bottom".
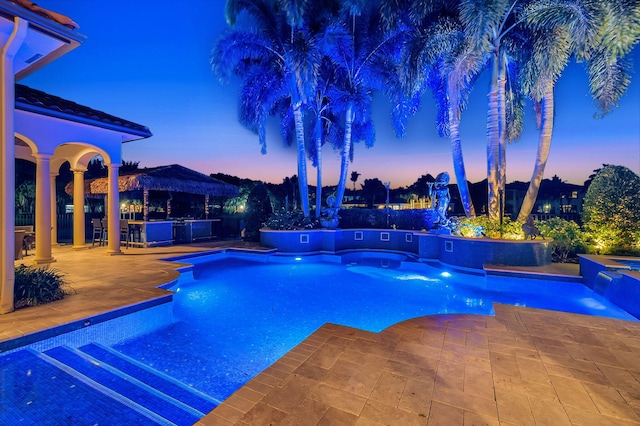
{"left": 318, "top": 407, "right": 358, "bottom": 425}
{"left": 582, "top": 382, "right": 640, "bottom": 421}
{"left": 308, "top": 383, "right": 366, "bottom": 415}
{"left": 359, "top": 400, "right": 425, "bottom": 426}
{"left": 494, "top": 388, "right": 535, "bottom": 426}
{"left": 527, "top": 395, "right": 572, "bottom": 426}
{"left": 279, "top": 398, "right": 329, "bottom": 426}
{"left": 427, "top": 400, "right": 463, "bottom": 425}
{"left": 368, "top": 371, "right": 407, "bottom": 406}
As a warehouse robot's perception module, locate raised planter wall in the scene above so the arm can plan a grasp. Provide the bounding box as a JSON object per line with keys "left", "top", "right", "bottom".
{"left": 438, "top": 235, "right": 553, "bottom": 269}
{"left": 260, "top": 229, "right": 552, "bottom": 269}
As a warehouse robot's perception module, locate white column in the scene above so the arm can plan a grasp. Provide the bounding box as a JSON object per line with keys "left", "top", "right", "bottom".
{"left": 106, "top": 162, "right": 122, "bottom": 255}
{"left": 34, "top": 153, "right": 54, "bottom": 264}
{"left": 72, "top": 170, "right": 86, "bottom": 249}
{"left": 0, "top": 18, "right": 27, "bottom": 314}
{"left": 50, "top": 172, "right": 58, "bottom": 245}
{"left": 205, "top": 194, "right": 210, "bottom": 219}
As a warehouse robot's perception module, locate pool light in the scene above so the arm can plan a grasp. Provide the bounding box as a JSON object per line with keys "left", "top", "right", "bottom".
{"left": 440, "top": 271, "right": 452, "bottom": 278}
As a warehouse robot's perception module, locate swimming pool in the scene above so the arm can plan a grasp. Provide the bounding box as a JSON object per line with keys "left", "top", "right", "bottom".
{"left": 111, "top": 252, "right": 636, "bottom": 403}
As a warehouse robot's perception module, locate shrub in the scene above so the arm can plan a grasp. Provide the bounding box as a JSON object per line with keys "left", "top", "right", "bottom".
{"left": 338, "top": 208, "right": 436, "bottom": 230}
{"left": 537, "top": 217, "right": 586, "bottom": 262}
{"left": 339, "top": 208, "right": 387, "bottom": 229}
{"left": 243, "top": 183, "right": 273, "bottom": 242}
{"left": 581, "top": 165, "right": 640, "bottom": 254}
{"left": 454, "top": 216, "right": 523, "bottom": 239}
{"left": 264, "top": 210, "right": 319, "bottom": 230}
{"left": 14, "top": 265, "right": 69, "bottom": 309}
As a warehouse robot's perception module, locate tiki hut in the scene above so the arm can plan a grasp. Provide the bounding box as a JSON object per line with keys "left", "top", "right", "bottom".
{"left": 66, "top": 164, "right": 238, "bottom": 220}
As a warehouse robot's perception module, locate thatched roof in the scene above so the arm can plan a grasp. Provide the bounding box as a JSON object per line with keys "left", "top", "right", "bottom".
{"left": 65, "top": 164, "right": 238, "bottom": 197}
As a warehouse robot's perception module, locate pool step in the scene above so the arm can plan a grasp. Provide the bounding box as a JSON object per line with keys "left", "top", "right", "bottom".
{"left": 42, "top": 345, "right": 210, "bottom": 426}
{"left": 0, "top": 348, "right": 166, "bottom": 425}
{"left": 78, "top": 343, "right": 219, "bottom": 413}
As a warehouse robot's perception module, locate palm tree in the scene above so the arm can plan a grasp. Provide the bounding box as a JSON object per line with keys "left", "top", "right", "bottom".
{"left": 212, "top": 0, "right": 321, "bottom": 217}
{"left": 516, "top": 0, "right": 639, "bottom": 221}
{"left": 399, "top": 3, "right": 484, "bottom": 218}
{"left": 460, "top": 0, "right": 530, "bottom": 220}
{"left": 320, "top": 1, "right": 402, "bottom": 209}
{"left": 350, "top": 170, "right": 360, "bottom": 191}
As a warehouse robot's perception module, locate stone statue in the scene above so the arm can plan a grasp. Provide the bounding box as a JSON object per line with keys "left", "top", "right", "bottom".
{"left": 433, "top": 172, "right": 451, "bottom": 227}
{"left": 319, "top": 194, "right": 340, "bottom": 229}
{"left": 522, "top": 215, "right": 544, "bottom": 240}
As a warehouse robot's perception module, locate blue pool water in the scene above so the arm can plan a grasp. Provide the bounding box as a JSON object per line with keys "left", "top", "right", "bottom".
{"left": 110, "top": 253, "right": 636, "bottom": 403}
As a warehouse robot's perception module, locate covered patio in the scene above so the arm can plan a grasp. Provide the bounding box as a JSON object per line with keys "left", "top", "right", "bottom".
{"left": 1, "top": 1, "right": 152, "bottom": 314}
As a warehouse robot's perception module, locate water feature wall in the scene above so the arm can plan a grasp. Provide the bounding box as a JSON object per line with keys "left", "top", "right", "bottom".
{"left": 260, "top": 229, "right": 553, "bottom": 269}
{"left": 579, "top": 255, "right": 640, "bottom": 319}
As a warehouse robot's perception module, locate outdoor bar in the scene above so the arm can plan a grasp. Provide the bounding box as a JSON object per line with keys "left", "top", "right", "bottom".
{"left": 66, "top": 164, "right": 237, "bottom": 247}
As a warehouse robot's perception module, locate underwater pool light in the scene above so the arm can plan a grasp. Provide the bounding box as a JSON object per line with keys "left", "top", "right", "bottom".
{"left": 440, "top": 272, "right": 452, "bottom": 278}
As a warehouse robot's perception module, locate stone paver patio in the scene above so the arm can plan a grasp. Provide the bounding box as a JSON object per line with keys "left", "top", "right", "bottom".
{"left": 3, "top": 243, "right": 639, "bottom": 425}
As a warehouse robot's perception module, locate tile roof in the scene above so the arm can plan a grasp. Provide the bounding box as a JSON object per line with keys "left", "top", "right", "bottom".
{"left": 15, "top": 84, "right": 152, "bottom": 138}
{"left": 8, "top": 0, "right": 78, "bottom": 29}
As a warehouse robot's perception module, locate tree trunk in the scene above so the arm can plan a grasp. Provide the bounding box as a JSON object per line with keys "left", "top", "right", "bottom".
{"left": 314, "top": 115, "right": 323, "bottom": 218}
{"left": 448, "top": 101, "right": 476, "bottom": 217}
{"left": 517, "top": 84, "right": 554, "bottom": 222}
{"left": 335, "top": 101, "right": 354, "bottom": 208}
{"left": 291, "top": 91, "right": 310, "bottom": 217}
{"left": 486, "top": 48, "right": 500, "bottom": 220}
{"left": 498, "top": 51, "right": 507, "bottom": 220}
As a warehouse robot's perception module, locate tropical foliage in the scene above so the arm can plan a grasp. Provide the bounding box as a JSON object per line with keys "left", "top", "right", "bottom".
{"left": 581, "top": 165, "right": 640, "bottom": 254}
{"left": 243, "top": 183, "right": 273, "bottom": 242}
{"left": 536, "top": 217, "right": 585, "bottom": 262}
{"left": 212, "top": 0, "right": 639, "bottom": 221}
{"left": 264, "top": 209, "right": 319, "bottom": 230}
{"left": 14, "top": 265, "right": 69, "bottom": 309}
{"left": 453, "top": 215, "right": 524, "bottom": 240}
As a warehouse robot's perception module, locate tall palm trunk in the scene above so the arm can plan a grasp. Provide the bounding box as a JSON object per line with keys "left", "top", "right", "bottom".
{"left": 497, "top": 51, "right": 507, "bottom": 219}
{"left": 335, "top": 101, "right": 354, "bottom": 208}
{"left": 449, "top": 104, "right": 476, "bottom": 217}
{"left": 517, "top": 83, "right": 554, "bottom": 222}
{"left": 291, "top": 87, "right": 310, "bottom": 217}
{"left": 486, "top": 47, "right": 501, "bottom": 220}
{"left": 314, "top": 115, "right": 323, "bottom": 218}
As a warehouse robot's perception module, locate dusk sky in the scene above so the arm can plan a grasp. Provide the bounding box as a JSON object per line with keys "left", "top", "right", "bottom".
{"left": 23, "top": 1, "right": 640, "bottom": 188}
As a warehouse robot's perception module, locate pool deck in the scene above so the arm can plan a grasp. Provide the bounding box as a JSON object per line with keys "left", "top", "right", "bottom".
{"left": 4, "top": 243, "right": 640, "bottom": 425}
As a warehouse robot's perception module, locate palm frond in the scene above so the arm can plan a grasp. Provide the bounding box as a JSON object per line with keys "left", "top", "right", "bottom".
{"left": 281, "top": 0, "right": 309, "bottom": 28}
{"left": 211, "top": 30, "right": 281, "bottom": 83}
{"left": 587, "top": 53, "right": 632, "bottom": 117}
{"left": 459, "top": 0, "right": 511, "bottom": 49}
{"left": 523, "top": 0, "right": 601, "bottom": 59}
{"left": 597, "top": 0, "right": 640, "bottom": 58}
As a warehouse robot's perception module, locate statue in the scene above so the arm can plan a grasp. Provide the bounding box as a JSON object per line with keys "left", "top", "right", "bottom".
{"left": 433, "top": 172, "right": 451, "bottom": 228}
{"left": 319, "top": 194, "right": 340, "bottom": 229}
{"left": 522, "top": 215, "right": 544, "bottom": 240}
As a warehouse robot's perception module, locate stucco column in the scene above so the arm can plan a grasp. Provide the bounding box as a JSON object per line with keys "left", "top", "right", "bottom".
{"left": 34, "top": 153, "right": 54, "bottom": 264}
{"left": 106, "top": 162, "right": 122, "bottom": 255}
{"left": 205, "top": 194, "right": 210, "bottom": 219}
{"left": 0, "top": 18, "right": 27, "bottom": 314}
{"left": 50, "top": 172, "right": 58, "bottom": 245}
{"left": 72, "top": 170, "right": 86, "bottom": 249}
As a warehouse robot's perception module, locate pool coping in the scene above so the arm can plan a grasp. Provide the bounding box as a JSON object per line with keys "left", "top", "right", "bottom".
{"left": 0, "top": 294, "right": 173, "bottom": 353}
